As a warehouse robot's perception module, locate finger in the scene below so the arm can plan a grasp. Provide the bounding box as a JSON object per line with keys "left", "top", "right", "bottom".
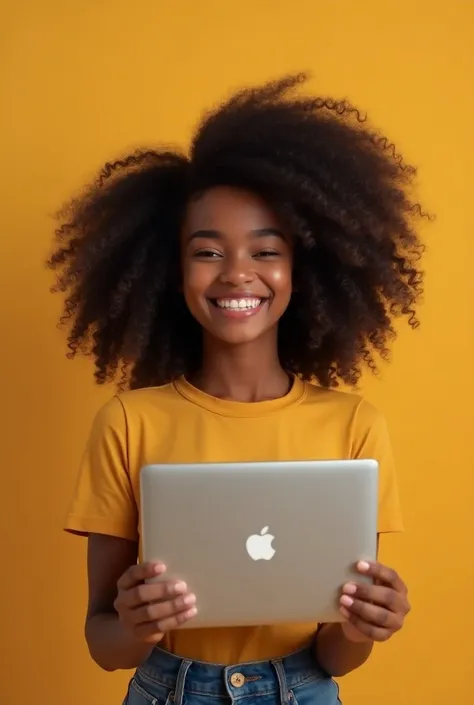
{"left": 154, "top": 605, "right": 198, "bottom": 634}
{"left": 340, "top": 607, "right": 392, "bottom": 642}
{"left": 133, "top": 592, "right": 197, "bottom": 626}
{"left": 134, "top": 605, "right": 198, "bottom": 639}
{"left": 342, "top": 582, "right": 406, "bottom": 613}
{"left": 356, "top": 561, "right": 407, "bottom": 593}
{"left": 340, "top": 597, "right": 403, "bottom": 631}
{"left": 117, "top": 562, "right": 166, "bottom": 591}
{"left": 119, "top": 579, "right": 187, "bottom": 609}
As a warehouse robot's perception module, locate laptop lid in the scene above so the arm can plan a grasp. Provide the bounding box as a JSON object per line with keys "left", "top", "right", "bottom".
{"left": 140, "top": 459, "right": 378, "bottom": 628}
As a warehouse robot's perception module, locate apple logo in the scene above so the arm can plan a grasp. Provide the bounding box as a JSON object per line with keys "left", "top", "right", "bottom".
{"left": 245, "top": 526, "right": 276, "bottom": 561}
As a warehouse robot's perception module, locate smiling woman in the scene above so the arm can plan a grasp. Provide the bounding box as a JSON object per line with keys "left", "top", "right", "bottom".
{"left": 49, "top": 73, "right": 425, "bottom": 391}
{"left": 181, "top": 187, "right": 293, "bottom": 347}
{"left": 48, "top": 73, "right": 423, "bottom": 704}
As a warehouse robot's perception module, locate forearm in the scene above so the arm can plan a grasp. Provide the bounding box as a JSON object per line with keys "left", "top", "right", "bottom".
{"left": 314, "top": 623, "right": 373, "bottom": 677}
{"left": 85, "top": 612, "right": 155, "bottom": 671}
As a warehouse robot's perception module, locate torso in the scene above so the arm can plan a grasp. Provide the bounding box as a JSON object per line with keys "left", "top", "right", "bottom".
{"left": 118, "top": 377, "right": 383, "bottom": 662}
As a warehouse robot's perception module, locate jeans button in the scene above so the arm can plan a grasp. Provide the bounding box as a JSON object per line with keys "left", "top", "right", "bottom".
{"left": 230, "top": 672, "right": 245, "bottom": 688}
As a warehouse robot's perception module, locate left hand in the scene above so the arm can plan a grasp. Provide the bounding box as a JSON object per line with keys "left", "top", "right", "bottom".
{"left": 339, "top": 560, "right": 410, "bottom": 643}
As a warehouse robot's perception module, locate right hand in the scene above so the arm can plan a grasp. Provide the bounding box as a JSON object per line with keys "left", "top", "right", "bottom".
{"left": 114, "top": 562, "right": 198, "bottom": 644}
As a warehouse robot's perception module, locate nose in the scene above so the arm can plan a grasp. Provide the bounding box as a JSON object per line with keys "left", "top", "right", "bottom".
{"left": 218, "top": 255, "right": 254, "bottom": 286}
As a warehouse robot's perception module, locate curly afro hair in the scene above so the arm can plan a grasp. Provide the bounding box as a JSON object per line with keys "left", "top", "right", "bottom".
{"left": 48, "top": 73, "right": 427, "bottom": 390}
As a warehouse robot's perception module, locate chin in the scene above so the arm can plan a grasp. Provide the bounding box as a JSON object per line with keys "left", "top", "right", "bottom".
{"left": 207, "top": 325, "right": 268, "bottom": 346}
{"left": 214, "top": 332, "right": 263, "bottom": 346}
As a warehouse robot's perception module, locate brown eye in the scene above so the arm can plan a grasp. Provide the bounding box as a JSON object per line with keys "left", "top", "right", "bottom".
{"left": 253, "top": 250, "right": 280, "bottom": 258}
{"left": 193, "top": 249, "right": 222, "bottom": 259}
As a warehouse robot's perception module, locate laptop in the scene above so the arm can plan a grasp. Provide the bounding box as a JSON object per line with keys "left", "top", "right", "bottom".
{"left": 140, "top": 460, "right": 378, "bottom": 628}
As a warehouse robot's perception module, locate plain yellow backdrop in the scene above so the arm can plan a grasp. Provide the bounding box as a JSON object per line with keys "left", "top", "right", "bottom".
{"left": 1, "top": 1, "right": 473, "bottom": 703}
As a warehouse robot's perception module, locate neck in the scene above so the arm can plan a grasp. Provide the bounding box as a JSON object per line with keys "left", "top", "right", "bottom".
{"left": 193, "top": 334, "right": 289, "bottom": 403}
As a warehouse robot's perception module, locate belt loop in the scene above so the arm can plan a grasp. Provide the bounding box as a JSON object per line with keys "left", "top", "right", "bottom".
{"left": 173, "top": 658, "right": 192, "bottom": 705}
{"left": 271, "top": 658, "right": 290, "bottom": 705}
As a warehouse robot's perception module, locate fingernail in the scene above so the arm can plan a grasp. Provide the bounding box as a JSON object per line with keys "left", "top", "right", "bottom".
{"left": 340, "top": 595, "right": 354, "bottom": 607}
{"left": 183, "top": 593, "right": 196, "bottom": 606}
{"left": 342, "top": 583, "right": 357, "bottom": 595}
{"left": 153, "top": 563, "right": 165, "bottom": 574}
{"left": 358, "top": 561, "right": 370, "bottom": 572}
{"left": 174, "top": 581, "right": 187, "bottom": 593}
{"left": 185, "top": 606, "right": 198, "bottom": 618}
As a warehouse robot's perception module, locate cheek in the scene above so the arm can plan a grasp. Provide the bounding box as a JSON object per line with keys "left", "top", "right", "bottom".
{"left": 267, "top": 264, "right": 292, "bottom": 296}
{"left": 182, "top": 273, "right": 203, "bottom": 321}
{"left": 182, "top": 265, "right": 217, "bottom": 317}
{"left": 182, "top": 263, "right": 206, "bottom": 294}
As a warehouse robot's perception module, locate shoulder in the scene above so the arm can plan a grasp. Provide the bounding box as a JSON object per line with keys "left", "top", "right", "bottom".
{"left": 301, "top": 381, "right": 388, "bottom": 443}
{"left": 302, "top": 380, "right": 381, "bottom": 419}
{"left": 91, "top": 382, "right": 183, "bottom": 432}
{"left": 90, "top": 384, "right": 184, "bottom": 428}
{"left": 117, "top": 382, "right": 179, "bottom": 413}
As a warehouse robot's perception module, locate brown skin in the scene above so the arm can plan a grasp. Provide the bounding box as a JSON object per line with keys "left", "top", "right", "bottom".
{"left": 181, "top": 187, "right": 293, "bottom": 401}
{"left": 85, "top": 536, "right": 198, "bottom": 671}
{"left": 85, "top": 187, "right": 410, "bottom": 674}
{"left": 316, "top": 557, "right": 411, "bottom": 677}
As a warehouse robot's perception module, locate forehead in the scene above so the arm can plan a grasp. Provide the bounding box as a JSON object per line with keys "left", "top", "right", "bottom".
{"left": 183, "top": 187, "right": 283, "bottom": 233}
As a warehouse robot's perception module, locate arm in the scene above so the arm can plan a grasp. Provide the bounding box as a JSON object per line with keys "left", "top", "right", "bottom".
{"left": 314, "top": 619, "right": 373, "bottom": 677}
{"left": 85, "top": 533, "right": 198, "bottom": 672}
{"left": 314, "top": 536, "right": 379, "bottom": 677}
{"left": 315, "top": 402, "right": 408, "bottom": 676}
{"left": 314, "top": 544, "right": 410, "bottom": 677}
{"left": 85, "top": 534, "right": 154, "bottom": 671}
{"left": 64, "top": 399, "right": 196, "bottom": 671}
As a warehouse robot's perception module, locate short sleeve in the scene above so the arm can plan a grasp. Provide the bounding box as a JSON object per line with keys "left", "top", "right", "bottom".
{"left": 64, "top": 396, "right": 139, "bottom": 541}
{"left": 352, "top": 400, "right": 404, "bottom": 534}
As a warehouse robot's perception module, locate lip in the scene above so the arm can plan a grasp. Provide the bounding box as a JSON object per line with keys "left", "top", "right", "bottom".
{"left": 208, "top": 292, "right": 268, "bottom": 299}
{"left": 207, "top": 294, "right": 270, "bottom": 320}
{"left": 212, "top": 301, "right": 267, "bottom": 319}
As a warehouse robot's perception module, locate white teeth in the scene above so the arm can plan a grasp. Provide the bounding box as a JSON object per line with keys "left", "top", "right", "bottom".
{"left": 216, "top": 298, "right": 262, "bottom": 310}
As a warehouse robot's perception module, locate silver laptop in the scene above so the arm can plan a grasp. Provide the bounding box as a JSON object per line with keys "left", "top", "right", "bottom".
{"left": 140, "top": 460, "right": 378, "bottom": 628}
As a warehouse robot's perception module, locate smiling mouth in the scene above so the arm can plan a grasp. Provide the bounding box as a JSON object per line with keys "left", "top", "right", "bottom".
{"left": 212, "top": 297, "right": 263, "bottom": 310}
{"left": 208, "top": 297, "right": 269, "bottom": 318}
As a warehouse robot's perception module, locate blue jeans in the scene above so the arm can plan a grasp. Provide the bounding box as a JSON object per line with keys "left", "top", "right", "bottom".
{"left": 123, "top": 646, "right": 342, "bottom": 705}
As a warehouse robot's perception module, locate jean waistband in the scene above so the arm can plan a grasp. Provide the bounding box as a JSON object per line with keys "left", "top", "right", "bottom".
{"left": 138, "top": 645, "right": 326, "bottom": 700}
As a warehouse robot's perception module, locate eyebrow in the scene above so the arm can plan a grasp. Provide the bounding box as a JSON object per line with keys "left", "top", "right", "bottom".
{"left": 188, "top": 227, "right": 285, "bottom": 241}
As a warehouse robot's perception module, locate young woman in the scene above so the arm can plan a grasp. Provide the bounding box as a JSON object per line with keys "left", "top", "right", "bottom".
{"left": 50, "top": 74, "right": 423, "bottom": 704}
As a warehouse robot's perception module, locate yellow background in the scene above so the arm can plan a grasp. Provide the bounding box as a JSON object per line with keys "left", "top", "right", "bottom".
{"left": 1, "top": 1, "right": 473, "bottom": 703}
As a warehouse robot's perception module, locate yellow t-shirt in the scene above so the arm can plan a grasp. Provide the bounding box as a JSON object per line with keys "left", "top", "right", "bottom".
{"left": 66, "top": 375, "right": 403, "bottom": 664}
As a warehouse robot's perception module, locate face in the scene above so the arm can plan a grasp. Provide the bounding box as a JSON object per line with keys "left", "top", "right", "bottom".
{"left": 181, "top": 187, "right": 293, "bottom": 346}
